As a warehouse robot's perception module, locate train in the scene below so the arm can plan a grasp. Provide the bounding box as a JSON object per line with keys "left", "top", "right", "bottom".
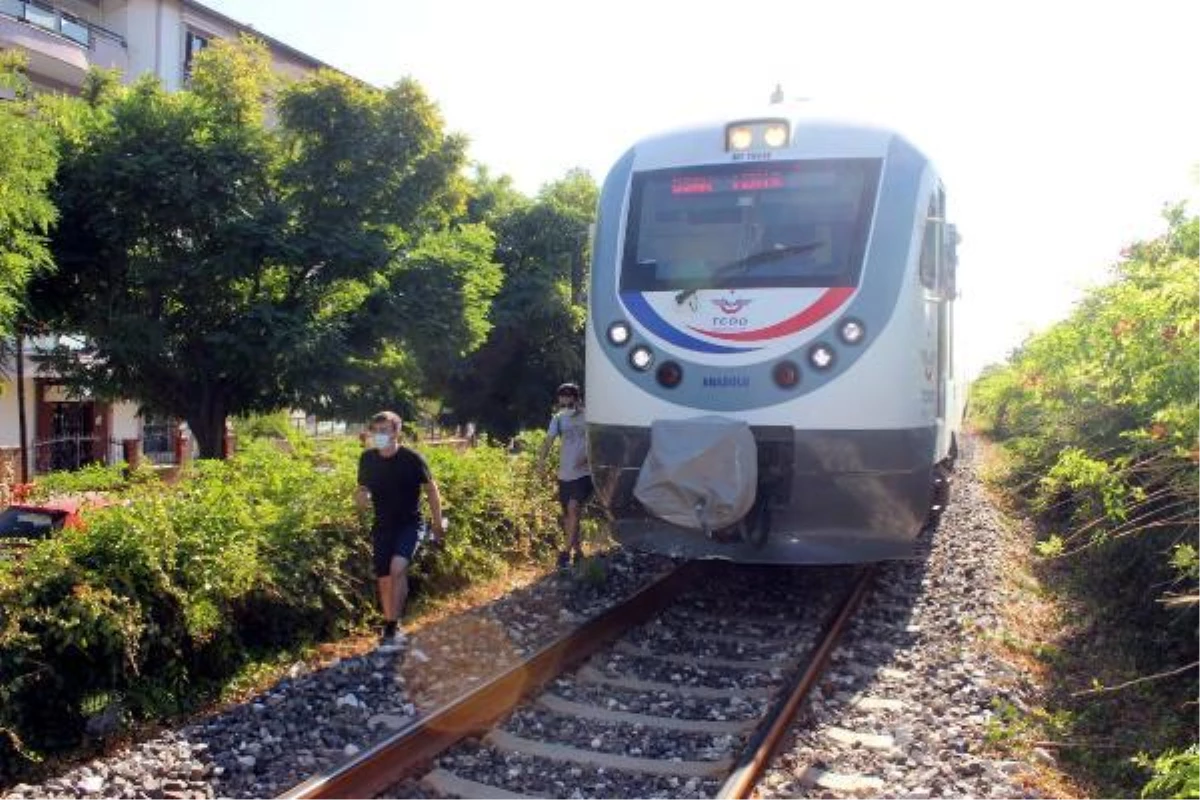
{"left": 584, "top": 104, "right": 966, "bottom": 564}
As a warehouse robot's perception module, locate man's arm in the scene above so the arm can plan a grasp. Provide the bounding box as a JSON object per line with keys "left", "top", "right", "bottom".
{"left": 355, "top": 453, "right": 371, "bottom": 512}
{"left": 536, "top": 417, "right": 557, "bottom": 471}
{"left": 425, "top": 480, "right": 445, "bottom": 540}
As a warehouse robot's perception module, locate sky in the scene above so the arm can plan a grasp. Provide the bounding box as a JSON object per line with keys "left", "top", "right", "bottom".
{"left": 200, "top": 0, "right": 1199, "bottom": 378}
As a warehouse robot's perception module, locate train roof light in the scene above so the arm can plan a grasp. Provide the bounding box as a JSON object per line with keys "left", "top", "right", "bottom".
{"left": 725, "top": 119, "right": 790, "bottom": 152}
{"left": 607, "top": 321, "right": 631, "bottom": 346}
{"left": 808, "top": 343, "right": 836, "bottom": 370}
{"left": 727, "top": 126, "right": 753, "bottom": 151}
{"left": 763, "top": 123, "right": 789, "bottom": 148}
{"left": 629, "top": 345, "right": 654, "bottom": 371}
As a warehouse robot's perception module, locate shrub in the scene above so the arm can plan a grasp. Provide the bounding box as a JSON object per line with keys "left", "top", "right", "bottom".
{"left": 27, "top": 461, "right": 156, "bottom": 498}
{"left": 969, "top": 204, "right": 1198, "bottom": 797}
{"left": 0, "top": 433, "right": 565, "bottom": 777}
{"left": 1134, "top": 744, "right": 1200, "bottom": 799}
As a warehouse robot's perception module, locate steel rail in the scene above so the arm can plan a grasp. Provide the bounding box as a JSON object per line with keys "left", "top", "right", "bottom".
{"left": 279, "top": 560, "right": 705, "bottom": 800}
{"left": 716, "top": 565, "right": 877, "bottom": 799}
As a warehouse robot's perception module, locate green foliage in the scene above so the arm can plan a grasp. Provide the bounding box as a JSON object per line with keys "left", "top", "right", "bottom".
{"left": 26, "top": 461, "right": 153, "bottom": 498}
{"left": 0, "top": 435, "right": 561, "bottom": 777}
{"left": 971, "top": 204, "right": 1198, "bottom": 580}
{"left": 1034, "top": 448, "right": 1142, "bottom": 525}
{"left": 389, "top": 224, "right": 503, "bottom": 397}
{"left": 0, "top": 51, "right": 58, "bottom": 337}
{"left": 1134, "top": 744, "right": 1200, "bottom": 799}
{"left": 28, "top": 38, "right": 492, "bottom": 457}
{"left": 232, "top": 411, "right": 299, "bottom": 442}
{"left": 1034, "top": 533, "right": 1064, "bottom": 558}
{"left": 412, "top": 441, "right": 561, "bottom": 593}
{"left": 971, "top": 203, "right": 1199, "bottom": 797}
{"left": 446, "top": 170, "right": 599, "bottom": 437}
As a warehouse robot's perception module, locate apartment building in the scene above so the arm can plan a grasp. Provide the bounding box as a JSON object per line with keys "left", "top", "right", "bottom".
{"left": 0, "top": 0, "right": 329, "bottom": 93}
{"left": 0, "top": 0, "right": 332, "bottom": 480}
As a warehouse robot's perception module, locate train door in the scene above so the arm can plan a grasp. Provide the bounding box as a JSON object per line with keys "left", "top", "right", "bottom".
{"left": 934, "top": 188, "right": 950, "bottom": 423}
{"left": 919, "top": 187, "right": 953, "bottom": 462}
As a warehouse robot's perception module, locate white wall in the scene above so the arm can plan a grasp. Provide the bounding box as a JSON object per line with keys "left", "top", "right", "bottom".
{"left": 99, "top": 0, "right": 323, "bottom": 91}
{"left": 110, "top": 400, "right": 141, "bottom": 441}
{"left": 113, "top": 0, "right": 183, "bottom": 89}
{"left": 182, "top": 3, "right": 323, "bottom": 83}
{"left": 0, "top": 375, "right": 38, "bottom": 450}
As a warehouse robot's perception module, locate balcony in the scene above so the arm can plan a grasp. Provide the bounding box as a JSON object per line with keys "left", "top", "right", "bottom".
{"left": 0, "top": 0, "right": 126, "bottom": 90}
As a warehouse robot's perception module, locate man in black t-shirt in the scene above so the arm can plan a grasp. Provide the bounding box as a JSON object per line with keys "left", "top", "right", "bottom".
{"left": 355, "top": 410, "right": 445, "bottom": 652}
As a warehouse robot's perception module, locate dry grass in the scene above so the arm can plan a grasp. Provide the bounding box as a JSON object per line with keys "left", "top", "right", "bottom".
{"left": 975, "top": 437, "right": 1095, "bottom": 799}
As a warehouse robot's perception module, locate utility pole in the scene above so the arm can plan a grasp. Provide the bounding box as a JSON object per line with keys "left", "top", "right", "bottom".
{"left": 16, "top": 329, "right": 27, "bottom": 483}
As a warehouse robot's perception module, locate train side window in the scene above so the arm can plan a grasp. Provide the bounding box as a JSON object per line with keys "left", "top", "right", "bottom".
{"left": 919, "top": 197, "right": 939, "bottom": 289}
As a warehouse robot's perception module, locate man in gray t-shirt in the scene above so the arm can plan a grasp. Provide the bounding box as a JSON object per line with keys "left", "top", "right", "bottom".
{"left": 537, "top": 382, "right": 593, "bottom": 568}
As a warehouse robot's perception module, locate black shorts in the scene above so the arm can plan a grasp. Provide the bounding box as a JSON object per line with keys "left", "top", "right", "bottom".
{"left": 372, "top": 521, "right": 421, "bottom": 577}
{"left": 558, "top": 475, "right": 594, "bottom": 509}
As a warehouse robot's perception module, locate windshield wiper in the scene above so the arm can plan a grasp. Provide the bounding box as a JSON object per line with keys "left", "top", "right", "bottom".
{"left": 673, "top": 241, "right": 823, "bottom": 305}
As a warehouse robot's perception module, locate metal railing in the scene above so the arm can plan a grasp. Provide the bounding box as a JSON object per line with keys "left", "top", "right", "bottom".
{"left": 0, "top": 0, "right": 126, "bottom": 48}
{"left": 32, "top": 435, "right": 117, "bottom": 474}
{"left": 141, "top": 420, "right": 178, "bottom": 465}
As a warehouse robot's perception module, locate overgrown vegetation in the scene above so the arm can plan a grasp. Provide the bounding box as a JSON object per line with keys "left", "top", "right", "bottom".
{"left": 0, "top": 51, "right": 58, "bottom": 339}
{"left": 28, "top": 38, "right": 499, "bottom": 456}
{"left": 0, "top": 434, "right": 563, "bottom": 781}
{"left": 971, "top": 204, "right": 1198, "bottom": 797}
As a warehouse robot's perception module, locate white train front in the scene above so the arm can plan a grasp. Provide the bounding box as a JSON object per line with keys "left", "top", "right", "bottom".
{"left": 585, "top": 107, "right": 965, "bottom": 564}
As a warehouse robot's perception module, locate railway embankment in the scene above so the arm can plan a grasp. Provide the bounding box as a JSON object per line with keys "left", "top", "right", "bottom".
{"left": 5, "top": 433, "right": 1056, "bottom": 800}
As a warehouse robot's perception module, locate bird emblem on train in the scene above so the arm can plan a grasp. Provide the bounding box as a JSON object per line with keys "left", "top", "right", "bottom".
{"left": 708, "top": 292, "right": 752, "bottom": 328}
{"left": 712, "top": 295, "right": 753, "bottom": 315}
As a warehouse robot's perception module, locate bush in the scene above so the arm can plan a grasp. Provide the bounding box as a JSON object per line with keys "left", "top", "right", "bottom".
{"left": 969, "top": 204, "right": 1198, "bottom": 797}
{"left": 0, "top": 434, "right": 563, "bottom": 778}
{"left": 1134, "top": 744, "right": 1200, "bottom": 799}
{"left": 27, "top": 461, "right": 157, "bottom": 498}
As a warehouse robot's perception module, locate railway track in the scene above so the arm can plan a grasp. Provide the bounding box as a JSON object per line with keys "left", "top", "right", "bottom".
{"left": 280, "top": 561, "right": 875, "bottom": 800}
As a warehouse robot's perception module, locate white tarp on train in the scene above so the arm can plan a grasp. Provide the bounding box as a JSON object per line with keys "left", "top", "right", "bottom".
{"left": 633, "top": 416, "right": 757, "bottom": 531}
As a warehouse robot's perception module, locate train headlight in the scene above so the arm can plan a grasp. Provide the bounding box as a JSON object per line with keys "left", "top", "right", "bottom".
{"left": 838, "top": 318, "right": 866, "bottom": 345}
{"left": 656, "top": 361, "right": 683, "bottom": 388}
{"left": 607, "top": 321, "right": 631, "bottom": 346}
{"left": 763, "top": 123, "right": 789, "bottom": 148}
{"left": 629, "top": 345, "right": 654, "bottom": 371}
{"left": 727, "top": 126, "right": 753, "bottom": 151}
{"left": 772, "top": 360, "right": 801, "bottom": 388}
{"left": 808, "top": 343, "right": 836, "bottom": 371}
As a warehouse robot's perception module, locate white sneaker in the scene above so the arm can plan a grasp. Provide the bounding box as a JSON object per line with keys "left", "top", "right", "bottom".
{"left": 377, "top": 628, "right": 407, "bottom": 653}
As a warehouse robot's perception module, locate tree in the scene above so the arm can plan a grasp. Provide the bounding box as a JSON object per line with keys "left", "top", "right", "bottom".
{"left": 29, "top": 38, "right": 498, "bottom": 456}
{"left": 445, "top": 169, "right": 598, "bottom": 438}
{"left": 301, "top": 224, "right": 502, "bottom": 421}
{"left": 0, "top": 52, "right": 57, "bottom": 338}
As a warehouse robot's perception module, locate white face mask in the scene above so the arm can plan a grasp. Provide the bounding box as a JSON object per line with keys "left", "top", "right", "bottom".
{"left": 372, "top": 432, "right": 392, "bottom": 450}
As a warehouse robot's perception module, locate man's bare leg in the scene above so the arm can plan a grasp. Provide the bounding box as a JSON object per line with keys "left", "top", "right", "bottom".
{"left": 389, "top": 555, "right": 411, "bottom": 624}
{"left": 564, "top": 498, "right": 583, "bottom": 557}
{"left": 377, "top": 576, "right": 395, "bottom": 622}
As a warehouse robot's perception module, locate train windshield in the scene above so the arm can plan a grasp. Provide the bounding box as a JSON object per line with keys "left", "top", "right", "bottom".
{"left": 620, "top": 159, "right": 881, "bottom": 292}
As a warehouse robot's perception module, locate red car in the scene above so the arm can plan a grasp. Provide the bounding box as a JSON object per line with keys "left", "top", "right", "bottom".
{"left": 0, "top": 496, "right": 109, "bottom": 541}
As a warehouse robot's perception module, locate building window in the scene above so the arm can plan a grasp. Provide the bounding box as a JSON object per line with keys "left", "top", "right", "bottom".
{"left": 184, "top": 29, "right": 210, "bottom": 78}
{"left": 141, "top": 413, "right": 177, "bottom": 465}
